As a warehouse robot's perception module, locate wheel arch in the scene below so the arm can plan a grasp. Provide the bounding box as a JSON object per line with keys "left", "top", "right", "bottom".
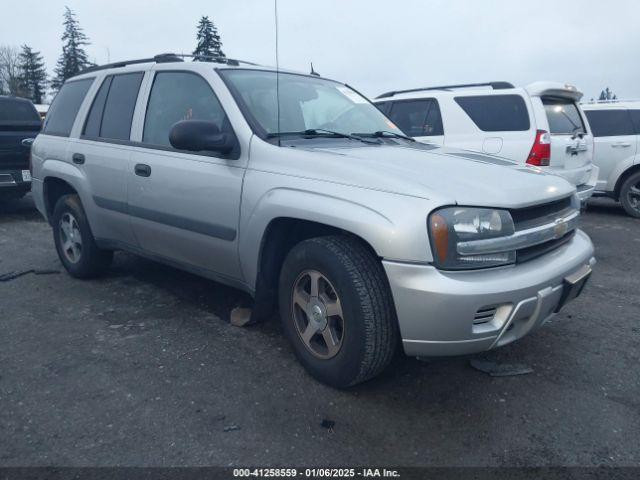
{"left": 613, "top": 163, "right": 640, "bottom": 200}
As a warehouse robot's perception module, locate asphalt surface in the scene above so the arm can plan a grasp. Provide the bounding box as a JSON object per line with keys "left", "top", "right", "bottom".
{"left": 0, "top": 195, "right": 638, "bottom": 467}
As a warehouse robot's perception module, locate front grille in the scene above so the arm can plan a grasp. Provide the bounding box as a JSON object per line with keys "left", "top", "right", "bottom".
{"left": 510, "top": 197, "right": 573, "bottom": 230}
{"left": 516, "top": 231, "right": 575, "bottom": 263}
{"left": 510, "top": 196, "right": 577, "bottom": 264}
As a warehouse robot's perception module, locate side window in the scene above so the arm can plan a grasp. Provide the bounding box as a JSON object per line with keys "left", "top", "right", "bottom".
{"left": 83, "top": 73, "right": 143, "bottom": 141}
{"left": 83, "top": 77, "right": 112, "bottom": 138}
{"left": 375, "top": 102, "right": 390, "bottom": 114}
{"left": 143, "top": 71, "right": 229, "bottom": 148}
{"left": 454, "top": 94, "right": 530, "bottom": 132}
{"left": 43, "top": 78, "right": 94, "bottom": 137}
{"left": 584, "top": 110, "right": 634, "bottom": 137}
{"left": 628, "top": 110, "right": 640, "bottom": 135}
{"left": 387, "top": 99, "right": 443, "bottom": 137}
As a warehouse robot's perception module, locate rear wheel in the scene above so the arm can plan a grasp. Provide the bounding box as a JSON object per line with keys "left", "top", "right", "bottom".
{"left": 620, "top": 171, "right": 640, "bottom": 218}
{"left": 52, "top": 194, "right": 113, "bottom": 278}
{"left": 278, "top": 235, "right": 397, "bottom": 388}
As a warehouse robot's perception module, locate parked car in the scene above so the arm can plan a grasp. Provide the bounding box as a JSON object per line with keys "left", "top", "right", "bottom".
{"left": 31, "top": 55, "right": 595, "bottom": 387}
{"left": 374, "top": 81, "right": 599, "bottom": 203}
{"left": 0, "top": 95, "right": 41, "bottom": 201}
{"left": 581, "top": 100, "right": 640, "bottom": 217}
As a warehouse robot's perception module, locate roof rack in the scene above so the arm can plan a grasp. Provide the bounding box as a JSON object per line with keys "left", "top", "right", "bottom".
{"left": 376, "top": 81, "right": 515, "bottom": 99}
{"left": 582, "top": 98, "right": 640, "bottom": 104}
{"left": 80, "top": 53, "right": 258, "bottom": 75}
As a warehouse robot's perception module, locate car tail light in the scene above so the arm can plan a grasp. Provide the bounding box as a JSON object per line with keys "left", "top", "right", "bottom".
{"left": 526, "top": 130, "right": 551, "bottom": 166}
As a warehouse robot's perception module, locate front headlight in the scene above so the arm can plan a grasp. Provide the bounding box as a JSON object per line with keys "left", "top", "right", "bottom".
{"left": 428, "top": 207, "right": 516, "bottom": 270}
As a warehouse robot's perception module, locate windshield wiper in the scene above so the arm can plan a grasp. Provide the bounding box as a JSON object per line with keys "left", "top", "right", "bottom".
{"left": 354, "top": 130, "right": 415, "bottom": 142}
{"left": 266, "top": 129, "right": 378, "bottom": 144}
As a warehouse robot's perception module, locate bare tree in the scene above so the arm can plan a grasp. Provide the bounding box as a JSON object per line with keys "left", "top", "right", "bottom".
{"left": 0, "top": 45, "right": 25, "bottom": 96}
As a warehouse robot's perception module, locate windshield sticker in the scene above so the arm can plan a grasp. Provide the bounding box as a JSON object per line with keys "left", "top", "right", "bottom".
{"left": 336, "top": 86, "right": 368, "bottom": 104}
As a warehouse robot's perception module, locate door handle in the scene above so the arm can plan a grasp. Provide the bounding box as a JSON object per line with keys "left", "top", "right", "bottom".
{"left": 72, "top": 153, "right": 85, "bottom": 164}
{"left": 134, "top": 163, "right": 151, "bottom": 177}
{"left": 612, "top": 142, "right": 632, "bottom": 148}
{"left": 21, "top": 138, "right": 35, "bottom": 147}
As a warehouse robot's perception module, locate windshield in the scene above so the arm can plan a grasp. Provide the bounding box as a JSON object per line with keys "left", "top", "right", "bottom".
{"left": 219, "top": 69, "right": 403, "bottom": 139}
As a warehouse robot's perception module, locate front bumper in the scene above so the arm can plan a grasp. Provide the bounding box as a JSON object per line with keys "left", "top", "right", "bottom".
{"left": 0, "top": 169, "right": 31, "bottom": 194}
{"left": 383, "top": 229, "right": 595, "bottom": 357}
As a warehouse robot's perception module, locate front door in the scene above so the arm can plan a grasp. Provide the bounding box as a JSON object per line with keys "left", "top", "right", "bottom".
{"left": 127, "top": 70, "right": 245, "bottom": 281}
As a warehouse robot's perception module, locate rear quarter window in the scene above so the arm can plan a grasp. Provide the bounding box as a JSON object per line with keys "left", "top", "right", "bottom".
{"left": 542, "top": 97, "right": 585, "bottom": 135}
{"left": 0, "top": 98, "right": 40, "bottom": 122}
{"left": 454, "top": 94, "right": 530, "bottom": 132}
{"left": 584, "top": 109, "right": 634, "bottom": 137}
{"left": 43, "top": 78, "right": 94, "bottom": 137}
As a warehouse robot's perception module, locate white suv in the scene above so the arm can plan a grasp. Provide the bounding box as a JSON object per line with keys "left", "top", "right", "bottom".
{"left": 374, "top": 81, "right": 598, "bottom": 203}
{"left": 581, "top": 100, "right": 640, "bottom": 217}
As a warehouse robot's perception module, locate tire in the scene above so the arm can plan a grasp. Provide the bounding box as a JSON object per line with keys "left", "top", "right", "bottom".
{"left": 52, "top": 194, "right": 113, "bottom": 278}
{"left": 619, "top": 171, "right": 640, "bottom": 218}
{"left": 278, "top": 235, "right": 398, "bottom": 388}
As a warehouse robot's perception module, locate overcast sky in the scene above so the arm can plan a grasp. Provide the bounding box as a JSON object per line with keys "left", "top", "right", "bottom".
{"left": 1, "top": 0, "right": 637, "bottom": 101}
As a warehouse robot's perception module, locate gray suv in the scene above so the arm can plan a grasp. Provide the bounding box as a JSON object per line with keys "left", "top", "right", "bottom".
{"left": 32, "top": 55, "right": 595, "bottom": 387}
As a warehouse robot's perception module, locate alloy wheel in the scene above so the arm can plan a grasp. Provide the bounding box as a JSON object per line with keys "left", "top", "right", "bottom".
{"left": 59, "top": 212, "right": 83, "bottom": 264}
{"left": 627, "top": 183, "right": 640, "bottom": 214}
{"left": 291, "top": 269, "right": 345, "bottom": 359}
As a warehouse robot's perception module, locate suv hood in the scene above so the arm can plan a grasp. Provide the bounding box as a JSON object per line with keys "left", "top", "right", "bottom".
{"left": 272, "top": 140, "right": 576, "bottom": 209}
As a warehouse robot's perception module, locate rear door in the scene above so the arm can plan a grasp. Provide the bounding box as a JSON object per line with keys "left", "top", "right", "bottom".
{"left": 539, "top": 97, "right": 592, "bottom": 185}
{"left": 74, "top": 72, "right": 145, "bottom": 246}
{"left": 584, "top": 108, "right": 637, "bottom": 192}
{"left": 385, "top": 98, "right": 444, "bottom": 145}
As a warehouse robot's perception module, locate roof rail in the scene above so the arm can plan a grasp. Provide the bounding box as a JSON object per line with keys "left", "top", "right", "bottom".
{"left": 376, "top": 81, "right": 515, "bottom": 99}
{"left": 79, "top": 52, "right": 258, "bottom": 75}
{"left": 582, "top": 98, "right": 640, "bottom": 104}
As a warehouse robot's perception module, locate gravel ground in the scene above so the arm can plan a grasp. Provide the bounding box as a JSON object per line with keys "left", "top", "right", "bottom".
{"left": 0, "top": 195, "right": 638, "bottom": 467}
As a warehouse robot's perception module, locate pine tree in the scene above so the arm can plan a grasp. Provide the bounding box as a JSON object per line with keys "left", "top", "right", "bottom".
{"left": 52, "top": 7, "right": 93, "bottom": 89}
{"left": 193, "top": 16, "right": 226, "bottom": 60}
{"left": 598, "top": 87, "right": 616, "bottom": 101}
{"left": 18, "top": 45, "right": 47, "bottom": 104}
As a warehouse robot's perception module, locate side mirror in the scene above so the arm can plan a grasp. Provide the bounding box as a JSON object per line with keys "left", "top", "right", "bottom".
{"left": 169, "top": 120, "right": 235, "bottom": 155}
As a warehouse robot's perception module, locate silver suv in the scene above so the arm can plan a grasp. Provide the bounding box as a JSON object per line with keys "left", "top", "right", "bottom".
{"left": 32, "top": 55, "right": 595, "bottom": 387}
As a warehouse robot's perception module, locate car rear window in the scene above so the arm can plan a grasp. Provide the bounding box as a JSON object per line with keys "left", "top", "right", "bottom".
{"left": 0, "top": 98, "right": 40, "bottom": 123}
{"left": 386, "top": 99, "right": 444, "bottom": 137}
{"left": 584, "top": 109, "right": 634, "bottom": 137}
{"left": 454, "top": 94, "right": 530, "bottom": 132}
{"left": 83, "top": 73, "right": 143, "bottom": 141}
{"left": 542, "top": 97, "right": 585, "bottom": 135}
{"left": 43, "top": 78, "right": 94, "bottom": 137}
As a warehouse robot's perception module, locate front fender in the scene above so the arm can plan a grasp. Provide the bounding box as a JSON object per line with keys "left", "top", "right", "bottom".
{"left": 238, "top": 175, "right": 437, "bottom": 289}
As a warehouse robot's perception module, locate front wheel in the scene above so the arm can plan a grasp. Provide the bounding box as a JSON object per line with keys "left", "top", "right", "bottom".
{"left": 620, "top": 171, "right": 640, "bottom": 218}
{"left": 278, "top": 235, "right": 398, "bottom": 388}
{"left": 52, "top": 194, "right": 113, "bottom": 278}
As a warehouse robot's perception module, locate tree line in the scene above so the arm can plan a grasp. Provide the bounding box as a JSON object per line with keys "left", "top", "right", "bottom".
{"left": 0, "top": 8, "right": 226, "bottom": 104}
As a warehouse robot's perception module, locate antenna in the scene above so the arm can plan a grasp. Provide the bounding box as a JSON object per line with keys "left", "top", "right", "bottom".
{"left": 310, "top": 62, "right": 320, "bottom": 76}
{"left": 274, "top": 0, "right": 281, "bottom": 146}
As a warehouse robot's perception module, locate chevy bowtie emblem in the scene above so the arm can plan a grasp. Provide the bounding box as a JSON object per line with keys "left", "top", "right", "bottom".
{"left": 554, "top": 218, "right": 569, "bottom": 238}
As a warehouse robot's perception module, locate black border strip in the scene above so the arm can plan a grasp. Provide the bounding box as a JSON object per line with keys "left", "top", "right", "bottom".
{"left": 93, "top": 195, "right": 236, "bottom": 241}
